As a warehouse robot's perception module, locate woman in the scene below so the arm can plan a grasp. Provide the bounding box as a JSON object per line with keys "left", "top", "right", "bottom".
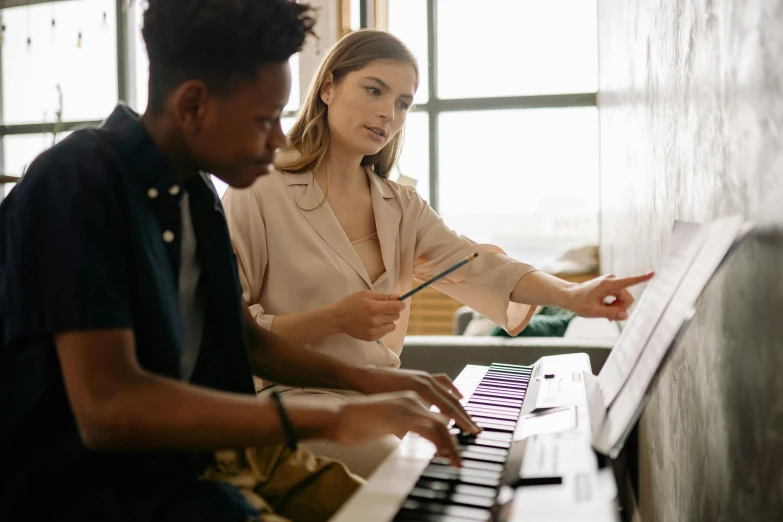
{"left": 223, "top": 30, "right": 652, "bottom": 477}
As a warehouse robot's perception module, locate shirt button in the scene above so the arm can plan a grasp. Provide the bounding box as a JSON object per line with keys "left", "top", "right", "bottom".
{"left": 168, "top": 185, "right": 180, "bottom": 196}
{"left": 147, "top": 187, "right": 158, "bottom": 199}
{"left": 162, "top": 230, "right": 175, "bottom": 243}
{"left": 376, "top": 339, "right": 382, "bottom": 344}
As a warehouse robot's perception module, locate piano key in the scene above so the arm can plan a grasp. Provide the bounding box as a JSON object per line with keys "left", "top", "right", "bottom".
{"left": 414, "top": 479, "right": 498, "bottom": 499}
{"left": 453, "top": 429, "right": 514, "bottom": 443}
{"left": 426, "top": 463, "right": 502, "bottom": 480}
{"left": 473, "top": 386, "right": 526, "bottom": 398}
{"left": 464, "top": 410, "right": 519, "bottom": 422}
{"left": 469, "top": 416, "right": 519, "bottom": 427}
{"left": 464, "top": 404, "right": 521, "bottom": 415}
{"left": 474, "top": 379, "right": 528, "bottom": 389}
{"left": 489, "top": 364, "right": 532, "bottom": 372}
{"left": 464, "top": 408, "right": 520, "bottom": 420}
{"left": 473, "top": 422, "right": 516, "bottom": 433}
{"left": 458, "top": 450, "right": 507, "bottom": 464}
{"left": 397, "top": 499, "right": 492, "bottom": 521}
{"left": 430, "top": 457, "right": 505, "bottom": 473}
{"left": 466, "top": 397, "right": 523, "bottom": 408}
{"left": 457, "top": 444, "right": 509, "bottom": 457}
{"left": 419, "top": 467, "right": 501, "bottom": 488}
{"left": 407, "top": 487, "right": 496, "bottom": 509}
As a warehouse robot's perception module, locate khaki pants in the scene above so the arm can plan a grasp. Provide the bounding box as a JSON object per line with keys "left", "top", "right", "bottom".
{"left": 202, "top": 444, "right": 364, "bottom": 522}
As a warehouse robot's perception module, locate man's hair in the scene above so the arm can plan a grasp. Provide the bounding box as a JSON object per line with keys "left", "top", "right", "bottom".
{"left": 141, "top": 0, "right": 316, "bottom": 114}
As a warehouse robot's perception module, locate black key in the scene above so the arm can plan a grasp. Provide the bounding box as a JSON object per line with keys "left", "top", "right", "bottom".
{"left": 393, "top": 510, "right": 482, "bottom": 522}
{"left": 398, "top": 499, "right": 492, "bottom": 521}
{"left": 415, "top": 479, "right": 498, "bottom": 499}
{"left": 408, "top": 487, "right": 495, "bottom": 509}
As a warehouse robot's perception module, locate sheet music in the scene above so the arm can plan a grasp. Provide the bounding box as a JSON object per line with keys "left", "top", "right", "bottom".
{"left": 598, "top": 221, "right": 708, "bottom": 405}
{"left": 593, "top": 215, "right": 746, "bottom": 457}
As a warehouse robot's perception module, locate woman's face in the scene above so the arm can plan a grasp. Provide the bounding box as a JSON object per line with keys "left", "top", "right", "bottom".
{"left": 321, "top": 60, "right": 417, "bottom": 158}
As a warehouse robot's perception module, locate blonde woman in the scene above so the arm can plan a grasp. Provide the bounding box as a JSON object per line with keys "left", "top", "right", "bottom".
{"left": 223, "top": 30, "right": 652, "bottom": 477}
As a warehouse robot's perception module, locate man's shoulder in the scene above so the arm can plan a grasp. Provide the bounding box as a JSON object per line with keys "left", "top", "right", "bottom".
{"left": 6, "top": 128, "right": 126, "bottom": 206}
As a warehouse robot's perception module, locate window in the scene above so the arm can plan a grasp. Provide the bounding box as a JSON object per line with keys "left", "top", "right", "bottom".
{"left": 1, "top": 0, "right": 307, "bottom": 200}
{"left": 388, "top": 0, "right": 599, "bottom": 267}
{"left": 2, "top": 0, "right": 117, "bottom": 125}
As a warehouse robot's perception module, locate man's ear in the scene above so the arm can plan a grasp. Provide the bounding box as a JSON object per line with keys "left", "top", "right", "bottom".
{"left": 320, "top": 72, "right": 334, "bottom": 105}
{"left": 171, "top": 80, "right": 209, "bottom": 131}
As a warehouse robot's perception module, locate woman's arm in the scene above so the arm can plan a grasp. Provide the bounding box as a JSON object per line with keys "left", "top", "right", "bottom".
{"left": 271, "top": 290, "right": 405, "bottom": 344}
{"left": 511, "top": 269, "right": 655, "bottom": 320}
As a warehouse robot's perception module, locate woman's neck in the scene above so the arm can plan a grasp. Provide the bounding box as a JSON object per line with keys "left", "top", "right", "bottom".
{"left": 316, "top": 141, "right": 366, "bottom": 188}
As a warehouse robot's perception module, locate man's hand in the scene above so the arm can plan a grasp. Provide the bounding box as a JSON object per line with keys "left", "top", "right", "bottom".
{"left": 354, "top": 368, "right": 481, "bottom": 435}
{"left": 326, "top": 392, "right": 461, "bottom": 467}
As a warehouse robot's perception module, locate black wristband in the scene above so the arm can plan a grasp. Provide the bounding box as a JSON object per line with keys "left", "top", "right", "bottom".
{"left": 271, "top": 391, "right": 298, "bottom": 451}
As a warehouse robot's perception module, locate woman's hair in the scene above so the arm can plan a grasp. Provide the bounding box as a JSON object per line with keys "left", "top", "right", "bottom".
{"left": 277, "top": 29, "right": 419, "bottom": 178}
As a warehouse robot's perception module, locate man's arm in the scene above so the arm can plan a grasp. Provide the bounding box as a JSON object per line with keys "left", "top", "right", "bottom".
{"left": 243, "top": 304, "right": 366, "bottom": 390}
{"left": 242, "top": 304, "right": 482, "bottom": 434}
{"left": 56, "top": 328, "right": 461, "bottom": 464}
{"left": 56, "top": 328, "right": 337, "bottom": 451}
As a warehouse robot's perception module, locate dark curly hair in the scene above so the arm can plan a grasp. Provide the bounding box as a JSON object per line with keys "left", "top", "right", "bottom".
{"left": 140, "top": 0, "right": 316, "bottom": 114}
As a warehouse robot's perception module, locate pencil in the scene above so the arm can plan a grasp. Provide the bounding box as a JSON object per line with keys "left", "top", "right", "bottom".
{"left": 398, "top": 253, "right": 479, "bottom": 301}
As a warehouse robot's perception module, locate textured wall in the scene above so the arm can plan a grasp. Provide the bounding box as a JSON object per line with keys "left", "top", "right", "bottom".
{"left": 597, "top": 1, "right": 783, "bottom": 521}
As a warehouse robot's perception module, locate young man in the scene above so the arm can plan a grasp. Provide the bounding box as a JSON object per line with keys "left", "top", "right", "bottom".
{"left": 0, "top": 1, "right": 478, "bottom": 520}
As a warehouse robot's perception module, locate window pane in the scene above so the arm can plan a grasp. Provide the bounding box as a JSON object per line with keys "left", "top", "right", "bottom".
{"left": 211, "top": 116, "right": 297, "bottom": 198}
{"left": 438, "top": 108, "right": 598, "bottom": 267}
{"left": 133, "top": 4, "right": 299, "bottom": 113}
{"left": 392, "top": 111, "right": 429, "bottom": 203}
{"left": 437, "top": 0, "right": 597, "bottom": 99}
{"left": 2, "top": 132, "right": 72, "bottom": 197}
{"left": 388, "top": 0, "right": 429, "bottom": 104}
{"left": 2, "top": 0, "right": 117, "bottom": 124}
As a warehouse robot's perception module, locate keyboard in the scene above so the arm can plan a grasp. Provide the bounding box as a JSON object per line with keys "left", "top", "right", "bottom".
{"left": 330, "top": 355, "right": 620, "bottom": 522}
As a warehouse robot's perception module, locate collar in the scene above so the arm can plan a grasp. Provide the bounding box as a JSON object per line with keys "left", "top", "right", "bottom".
{"left": 101, "top": 103, "right": 186, "bottom": 203}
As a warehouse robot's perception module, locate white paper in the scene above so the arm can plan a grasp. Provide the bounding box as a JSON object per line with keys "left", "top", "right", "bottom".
{"left": 598, "top": 221, "right": 708, "bottom": 405}
{"left": 593, "top": 215, "right": 746, "bottom": 457}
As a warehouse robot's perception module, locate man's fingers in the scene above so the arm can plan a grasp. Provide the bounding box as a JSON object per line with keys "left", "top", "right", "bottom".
{"left": 433, "top": 373, "right": 464, "bottom": 400}
{"left": 407, "top": 415, "right": 461, "bottom": 468}
{"left": 419, "top": 381, "right": 480, "bottom": 434}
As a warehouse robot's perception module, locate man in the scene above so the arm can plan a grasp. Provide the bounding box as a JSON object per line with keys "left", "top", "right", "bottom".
{"left": 0, "top": 1, "right": 477, "bottom": 520}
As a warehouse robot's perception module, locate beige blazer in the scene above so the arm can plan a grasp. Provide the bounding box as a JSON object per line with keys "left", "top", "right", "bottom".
{"left": 222, "top": 164, "right": 537, "bottom": 369}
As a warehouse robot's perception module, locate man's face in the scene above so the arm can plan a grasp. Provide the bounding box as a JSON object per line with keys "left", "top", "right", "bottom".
{"left": 180, "top": 62, "right": 291, "bottom": 188}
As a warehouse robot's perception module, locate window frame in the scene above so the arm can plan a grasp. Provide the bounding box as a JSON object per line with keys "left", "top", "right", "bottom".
{"left": 0, "top": 0, "right": 306, "bottom": 197}
{"left": 386, "top": 0, "right": 598, "bottom": 212}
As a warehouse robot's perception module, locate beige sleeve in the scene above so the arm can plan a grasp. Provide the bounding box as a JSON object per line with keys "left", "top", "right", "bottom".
{"left": 222, "top": 187, "right": 275, "bottom": 331}
{"left": 410, "top": 194, "right": 538, "bottom": 336}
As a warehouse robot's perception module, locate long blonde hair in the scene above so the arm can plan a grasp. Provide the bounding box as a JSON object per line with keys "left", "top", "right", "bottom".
{"left": 276, "top": 29, "right": 420, "bottom": 179}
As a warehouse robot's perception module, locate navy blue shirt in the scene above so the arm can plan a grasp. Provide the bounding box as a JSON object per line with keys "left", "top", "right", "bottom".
{"left": 0, "top": 105, "right": 255, "bottom": 519}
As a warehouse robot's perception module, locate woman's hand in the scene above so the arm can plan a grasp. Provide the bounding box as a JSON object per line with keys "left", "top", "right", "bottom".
{"left": 328, "top": 290, "right": 406, "bottom": 341}
{"left": 562, "top": 272, "right": 655, "bottom": 320}
{"left": 327, "top": 392, "right": 462, "bottom": 467}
